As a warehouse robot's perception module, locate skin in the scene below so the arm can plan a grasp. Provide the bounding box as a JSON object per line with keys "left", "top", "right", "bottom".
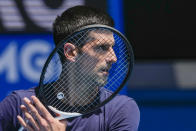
{"left": 79, "top": 31, "right": 117, "bottom": 86}
{"left": 17, "top": 31, "right": 117, "bottom": 131}
{"left": 67, "top": 31, "right": 117, "bottom": 105}
{"left": 17, "top": 96, "right": 67, "bottom": 131}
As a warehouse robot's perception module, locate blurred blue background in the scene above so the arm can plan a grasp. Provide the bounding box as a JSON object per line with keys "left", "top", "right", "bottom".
{"left": 0, "top": 0, "right": 196, "bottom": 130}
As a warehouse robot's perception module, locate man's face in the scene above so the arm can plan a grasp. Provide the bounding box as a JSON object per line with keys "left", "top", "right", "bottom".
{"left": 75, "top": 31, "right": 117, "bottom": 87}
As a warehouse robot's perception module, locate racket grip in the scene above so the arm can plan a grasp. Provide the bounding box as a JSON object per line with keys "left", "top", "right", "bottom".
{"left": 18, "top": 119, "right": 29, "bottom": 131}
{"left": 18, "top": 126, "right": 24, "bottom": 131}
{"left": 48, "top": 106, "right": 82, "bottom": 120}
{"left": 55, "top": 115, "right": 68, "bottom": 121}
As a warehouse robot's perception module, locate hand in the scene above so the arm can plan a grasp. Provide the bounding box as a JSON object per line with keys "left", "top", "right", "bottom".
{"left": 17, "top": 96, "right": 67, "bottom": 131}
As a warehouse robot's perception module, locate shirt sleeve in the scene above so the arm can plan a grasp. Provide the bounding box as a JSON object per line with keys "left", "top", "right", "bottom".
{"left": 0, "top": 92, "right": 22, "bottom": 130}
{"left": 108, "top": 99, "right": 140, "bottom": 131}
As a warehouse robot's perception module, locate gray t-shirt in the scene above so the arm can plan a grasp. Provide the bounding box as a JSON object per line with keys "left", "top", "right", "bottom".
{"left": 0, "top": 88, "right": 140, "bottom": 131}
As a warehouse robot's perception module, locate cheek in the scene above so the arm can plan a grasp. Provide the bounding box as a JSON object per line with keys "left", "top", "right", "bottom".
{"left": 79, "top": 54, "right": 99, "bottom": 71}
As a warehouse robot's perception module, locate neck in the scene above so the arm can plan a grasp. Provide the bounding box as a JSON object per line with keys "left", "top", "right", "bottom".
{"left": 59, "top": 68, "right": 98, "bottom": 106}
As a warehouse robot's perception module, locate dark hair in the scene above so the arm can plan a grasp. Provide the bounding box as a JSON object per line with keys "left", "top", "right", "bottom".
{"left": 53, "top": 5, "right": 114, "bottom": 46}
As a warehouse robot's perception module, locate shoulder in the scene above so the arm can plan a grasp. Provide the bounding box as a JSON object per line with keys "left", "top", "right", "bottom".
{"left": 103, "top": 92, "right": 140, "bottom": 130}
{"left": 0, "top": 88, "right": 36, "bottom": 129}
{"left": 12, "top": 87, "right": 36, "bottom": 100}
{"left": 102, "top": 89, "right": 139, "bottom": 112}
{"left": 107, "top": 93, "right": 140, "bottom": 116}
{"left": 0, "top": 87, "right": 35, "bottom": 103}
{"left": 0, "top": 87, "right": 36, "bottom": 116}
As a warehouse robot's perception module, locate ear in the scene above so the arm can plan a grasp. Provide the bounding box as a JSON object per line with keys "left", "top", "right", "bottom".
{"left": 64, "top": 43, "right": 77, "bottom": 62}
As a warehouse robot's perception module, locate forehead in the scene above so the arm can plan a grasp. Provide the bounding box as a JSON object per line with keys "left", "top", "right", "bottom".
{"left": 88, "top": 30, "right": 114, "bottom": 43}
{"left": 80, "top": 30, "right": 115, "bottom": 51}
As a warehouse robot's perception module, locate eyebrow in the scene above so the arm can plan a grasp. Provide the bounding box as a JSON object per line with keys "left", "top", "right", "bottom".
{"left": 98, "top": 42, "right": 115, "bottom": 47}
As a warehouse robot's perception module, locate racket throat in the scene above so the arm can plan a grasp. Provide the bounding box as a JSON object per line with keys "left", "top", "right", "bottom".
{"left": 48, "top": 106, "right": 82, "bottom": 120}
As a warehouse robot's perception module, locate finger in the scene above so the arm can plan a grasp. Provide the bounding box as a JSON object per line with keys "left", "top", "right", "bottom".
{"left": 20, "top": 105, "right": 40, "bottom": 130}
{"left": 17, "top": 115, "right": 34, "bottom": 131}
{"left": 59, "top": 119, "right": 67, "bottom": 124}
{"left": 23, "top": 97, "right": 45, "bottom": 126}
{"left": 31, "top": 96, "right": 53, "bottom": 121}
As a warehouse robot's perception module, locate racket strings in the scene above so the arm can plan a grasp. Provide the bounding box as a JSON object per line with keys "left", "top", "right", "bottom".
{"left": 41, "top": 30, "right": 101, "bottom": 93}
{"left": 42, "top": 44, "right": 127, "bottom": 112}
{"left": 41, "top": 38, "right": 104, "bottom": 111}
{"left": 43, "top": 53, "right": 96, "bottom": 109}
{"left": 40, "top": 31, "right": 90, "bottom": 94}
{"left": 59, "top": 33, "right": 128, "bottom": 102}
{"left": 104, "top": 35, "right": 129, "bottom": 90}
{"left": 55, "top": 46, "right": 128, "bottom": 112}
{"left": 38, "top": 27, "right": 131, "bottom": 113}
{"left": 50, "top": 51, "right": 104, "bottom": 111}
{"left": 43, "top": 43, "right": 127, "bottom": 112}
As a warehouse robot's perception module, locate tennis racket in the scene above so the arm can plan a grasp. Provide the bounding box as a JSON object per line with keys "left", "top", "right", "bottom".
{"left": 35, "top": 24, "right": 134, "bottom": 120}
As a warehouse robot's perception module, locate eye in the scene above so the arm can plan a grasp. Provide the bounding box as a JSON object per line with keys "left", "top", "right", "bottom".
{"left": 99, "top": 45, "right": 109, "bottom": 51}
{"left": 94, "top": 44, "right": 110, "bottom": 52}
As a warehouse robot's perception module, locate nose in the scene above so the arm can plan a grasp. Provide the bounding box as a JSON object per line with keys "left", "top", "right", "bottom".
{"left": 106, "top": 48, "right": 117, "bottom": 64}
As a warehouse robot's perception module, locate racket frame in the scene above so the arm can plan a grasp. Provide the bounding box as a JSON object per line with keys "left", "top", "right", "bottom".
{"left": 36, "top": 24, "right": 134, "bottom": 119}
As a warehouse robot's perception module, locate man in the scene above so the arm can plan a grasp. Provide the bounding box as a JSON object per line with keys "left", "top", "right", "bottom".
{"left": 0, "top": 5, "right": 140, "bottom": 131}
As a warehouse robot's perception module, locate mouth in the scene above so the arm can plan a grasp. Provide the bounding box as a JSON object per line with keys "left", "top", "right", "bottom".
{"left": 99, "top": 68, "right": 110, "bottom": 76}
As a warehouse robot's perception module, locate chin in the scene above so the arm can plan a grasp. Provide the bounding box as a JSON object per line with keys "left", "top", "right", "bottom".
{"left": 95, "top": 76, "right": 108, "bottom": 87}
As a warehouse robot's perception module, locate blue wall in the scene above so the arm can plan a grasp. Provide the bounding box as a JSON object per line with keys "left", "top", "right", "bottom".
{"left": 129, "top": 89, "right": 196, "bottom": 131}
{"left": 0, "top": 34, "right": 54, "bottom": 100}
{"left": 139, "top": 105, "right": 196, "bottom": 131}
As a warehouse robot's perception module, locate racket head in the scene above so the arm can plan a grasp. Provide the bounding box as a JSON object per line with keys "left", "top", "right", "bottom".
{"left": 36, "top": 24, "right": 134, "bottom": 116}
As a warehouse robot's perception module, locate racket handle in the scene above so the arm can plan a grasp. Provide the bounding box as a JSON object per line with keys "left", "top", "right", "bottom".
{"left": 18, "top": 126, "right": 24, "bottom": 131}
{"left": 18, "top": 119, "right": 29, "bottom": 131}
{"left": 55, "top": 115, "right": 68, "bottom": 120}
{"left": 48, "top": 106, "right": 82, "bottom": 120}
